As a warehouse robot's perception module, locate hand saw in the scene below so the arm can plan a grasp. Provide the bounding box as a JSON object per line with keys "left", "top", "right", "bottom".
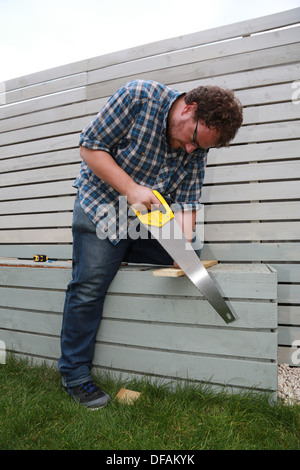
{"left": 131, "top": 190, "right": 237, "bottom": 324}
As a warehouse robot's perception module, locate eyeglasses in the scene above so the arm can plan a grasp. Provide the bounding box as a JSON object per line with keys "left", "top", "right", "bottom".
{"left": 191, "top": 120, "right": 200, "bottom": 149}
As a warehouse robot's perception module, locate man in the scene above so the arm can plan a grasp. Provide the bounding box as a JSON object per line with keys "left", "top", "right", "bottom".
{"left": 58, "top": 80, "right": 243, "bottom": 409}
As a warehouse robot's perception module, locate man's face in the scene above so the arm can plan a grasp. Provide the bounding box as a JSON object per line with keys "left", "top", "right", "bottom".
{"left": 167, "top": 101, "right": 220, "bottom": 153}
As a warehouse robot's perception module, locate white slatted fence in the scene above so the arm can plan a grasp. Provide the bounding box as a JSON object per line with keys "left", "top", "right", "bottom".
{"left": 0, "top": 8, "right": 299, "bottom": 367}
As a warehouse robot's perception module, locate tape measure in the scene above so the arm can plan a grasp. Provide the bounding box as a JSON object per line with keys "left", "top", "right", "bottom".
{"left": 33, "top": 254, "right": 48, "bottom": 262}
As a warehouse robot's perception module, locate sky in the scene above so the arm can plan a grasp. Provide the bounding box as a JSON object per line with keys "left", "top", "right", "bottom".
{"left": 0, "top": 0, "right": 299, "bottom": 82}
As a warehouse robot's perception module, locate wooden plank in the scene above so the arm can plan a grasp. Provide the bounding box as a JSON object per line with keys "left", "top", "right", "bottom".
{"left": 0, "top": 87, "right": 87, "bottom": 121}
{"left": 204, "top": 161, "right": 300, "bottom": 185}
{"left": 278, "top": 326, "right": 300, "bottom": 346}
{"left": 0, "top": 295, "right": 277, "bottom": 331}
{"left": 278, "top": 284, "right": 300, "bottom": 304}
{"left": 116, "top": 388, "right": 141, "bottom": 405}
{"left": 203, "top": 222, "right": 300, "bottom": 241}
{"left": 0, "top": 180, "right": 77, "bottom": 201}
{"left": 104, "top": 295, "right": 277, "bottom": 329}
{"left": 152, "top": 260, "right": 218, "bottom": 277}
{"left": 0, "top": 134, "right": 79, "bottom": 160}
{"left": 0, "top": 307, "right": 62, "bottom": 335}
{"left": 203, "top": 202, "right": 300, "bottom": 222}
{"left": 0, "top": 264, "right": 277, "bottom": 300}
{"left": 0, "top": 228, "right": 72, "bottom": 244}
{"left": 3, "top": 73, "right": 87, "bottom": 106}
{"left": 243, "top": 102, "right": 300, "bottom": 125}
{"left": 0, "top": 244, "right": 72, "bottom": 260}
{"left": 0, "top": 328, "right": 277, "bottom": 390}
{"left": 208, "top": 140, "right": 300, "bottom": 165}
{"left": 0, "top": 116, "right": 89, "bottom": 147}
{"left": 202, "top": 243, "right": 300, "bottom": 262}
{"left": 0, "top": 196, "right": 75, "bottom": 216}
{"left": 98, "top": 318, "right": 277, "bottom": 360}
{"left": 0, "top": 149, "right": 80, "bottom": 173}
{"left": 0, "top": 212, "right": 73, "bottom": 230}
{"left": 237, "top": 82, "right": 297, "bottom": 107}
{"left": 0, "top": 163, "right": 80, "bottom": 187}
{"left": 279, "top": 306, "right": 300, "bottom": 326}
{"left": 94, "top": 343, "right": 277, "bottom": 391}
{"left": 271, "top": 265, "right": 300, "bottom": 283}
{"left": 278, "top": 346, "right": 300, "bottom": 366}
{"left": 233, "top": 121, "right": 300, "bottom": 145}
{"left": 179, "top": 63, "right": 300, "bottom": 98}
{"left": 201, "top": 181, "right": 300, "bottom": 203}
{"left": 0, "top": 100, "right": 89, "bottom": 134}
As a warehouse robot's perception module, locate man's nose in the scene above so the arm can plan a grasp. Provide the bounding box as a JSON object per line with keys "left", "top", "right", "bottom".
{"left": 185, "top": 143, "right": 197, "bottom": 153}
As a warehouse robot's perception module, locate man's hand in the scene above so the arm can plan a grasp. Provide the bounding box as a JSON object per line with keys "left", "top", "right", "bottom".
{"left": 126, "top": 183, "right": 160, "bottom": 211}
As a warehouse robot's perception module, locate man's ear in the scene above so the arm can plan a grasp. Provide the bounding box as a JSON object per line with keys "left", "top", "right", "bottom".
{"left": 181, "top": 101, "right": 197, "bottom": 116}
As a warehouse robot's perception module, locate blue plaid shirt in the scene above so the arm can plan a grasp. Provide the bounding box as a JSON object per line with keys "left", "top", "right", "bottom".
{"left": 74, "top": 80, "right": 208, "bottom": 244}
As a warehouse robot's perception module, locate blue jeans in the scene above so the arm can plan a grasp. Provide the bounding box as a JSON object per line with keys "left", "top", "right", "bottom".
{"left": 58, "top": 195, "right": 202, "bottom": 387}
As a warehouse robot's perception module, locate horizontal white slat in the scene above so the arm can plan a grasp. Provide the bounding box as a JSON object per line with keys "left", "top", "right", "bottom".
{"left": 0, "top": 134, "right": 78, "bottom": 160}
{"left": 175, "top": 63, "right": 300, "bottom": 97}
{"left": 236, "top": 82, "right": 297, "bottom": 107}
{"left": 279, "top": 306, "right": 300, "bottom": 326}
{"left": 278, "top": 346, "right": 300, "bottom": 365}
{"left": 278, "top": 326, "right": 300, "bottom": 346}
{"left": 208, "top": 140, "right": 300, "bottom": 165}
{"left": 202, "top": 201, "right": 300, "bottom": 222}
{"left": 0, "top": 244, "right": 73, "bottom": 260}
{"left": 201, "top": 180, "right": 300, "bottom": 203}
{"left": 233, "top": 121, "right": 300, "bottom": 144}
{"left": 0, "top": 212, "right": 73, "bottom": 229}
{"left": 0, "top": 196, "right": 75, "bottom": 215}
{"left": 3, "top": 73, "right": 87, "bottom": 106}
{"left": 278, "top": 284, "right": 300, "bottom": 304}
{"left": 272, "top": 265, "right": 300, "bottom": 283}
{"left": 0, "top": 149, "right": 80, "bottom": 173}
{"left": 0, "top": 228, "right": 72, "bottom": 243}
{"left": 0, "top": 100, "right": 88, "bottom": 134}
{"left": 0, "top": 87, "right": 87, "bottom": 121}
{"left": 202, "top": 243, "right": 300, "bottom": 262}
{"left": 98, "top": 318, "right": 276, "bottom": 360}
{"left": 243, "top": 102, "right": 300, "bottom": 125}
{"left": 0, "top": 180, "right": 77, "bottom": 201}
{"left": 203, "top": 222, "right": 300, "bottom": 242}
{"left": 0, "top": 164, "right": 80, "bottom": 187}
{"left": 204, "top": 160, "right": 300, "bottom": 185}
{"left": 0, "top": 116, "right": 88, "bottom": 147}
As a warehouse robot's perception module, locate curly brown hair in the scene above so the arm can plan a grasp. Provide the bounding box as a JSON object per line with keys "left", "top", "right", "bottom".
{"left": 185, "top": 85, "right": 243, "bottom": 147}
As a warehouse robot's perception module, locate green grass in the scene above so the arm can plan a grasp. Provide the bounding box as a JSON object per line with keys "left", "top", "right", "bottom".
{"left": 0, "top": 355, "right": 299, "bottom": 450}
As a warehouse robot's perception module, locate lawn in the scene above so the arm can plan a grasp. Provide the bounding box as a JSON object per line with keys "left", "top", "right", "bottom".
{"left": 0, "top": 356, "right": 299, "bottom": 451}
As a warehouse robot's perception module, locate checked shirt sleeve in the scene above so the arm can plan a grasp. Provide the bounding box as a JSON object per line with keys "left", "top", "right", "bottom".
{"left": 79, "top": 86, "right": 136, "bottom": 153}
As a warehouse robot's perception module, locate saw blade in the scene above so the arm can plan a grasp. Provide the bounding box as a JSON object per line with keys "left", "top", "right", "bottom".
{"left": 147, "top": 218, "right": 237, "bottom": 324}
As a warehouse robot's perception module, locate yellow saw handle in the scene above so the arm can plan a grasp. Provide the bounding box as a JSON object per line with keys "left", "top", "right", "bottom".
{"left": 131, "top": 190, "right": 174, "bottom": 227}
